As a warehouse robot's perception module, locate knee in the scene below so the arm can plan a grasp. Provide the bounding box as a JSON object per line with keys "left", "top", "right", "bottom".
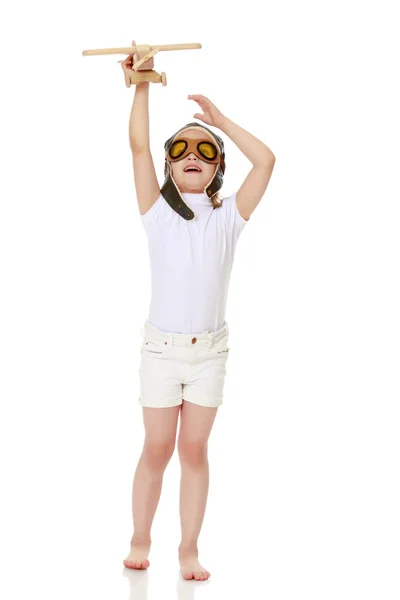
{"left": 143, "top": 440, "right": 175, "bottom": 472}
{"left": 177, "top": 438, "right": 208, "bottom": 468}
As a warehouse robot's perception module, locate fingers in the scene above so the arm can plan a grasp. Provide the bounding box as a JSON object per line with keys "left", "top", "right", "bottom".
{"left": 121, "top": 54, "right": 134, "bottom": 71}
{"left": 188, "top": 94, "right": 207, "bottom": 104}
{"left": 189, "top": 95, "right": 211, "bottom": 107}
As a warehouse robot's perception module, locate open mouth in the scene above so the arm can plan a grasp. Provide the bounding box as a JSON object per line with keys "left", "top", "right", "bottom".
{"left": 183, "top": 165, "right": 202, "bottom": 173}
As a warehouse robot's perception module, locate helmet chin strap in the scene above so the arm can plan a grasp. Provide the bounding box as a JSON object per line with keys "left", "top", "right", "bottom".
{"left": 170, "top": 161, "right": 218, "bottom": 194}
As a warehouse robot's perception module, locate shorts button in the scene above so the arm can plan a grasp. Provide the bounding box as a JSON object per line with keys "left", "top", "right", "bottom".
{"left": 191, "top": 337, "right": 197, "bottom": 344}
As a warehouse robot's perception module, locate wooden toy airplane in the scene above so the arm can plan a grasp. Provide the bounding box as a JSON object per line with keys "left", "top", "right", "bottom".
{"left": 82, "top": 41, "right": 202, "bottom": 87}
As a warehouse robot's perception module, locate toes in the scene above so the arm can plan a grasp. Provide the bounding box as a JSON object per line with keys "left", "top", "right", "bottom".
{"left": 123, "top": 558, "right": 149, "bottom": 570}
{"left": 181, "top": 567, "right": 210, "bottom": 581}
{"left": 181, "top": 565, "right": 211, "bottom": 581}
{"left": 199, "top": 570, "right": 210, "bottom": 580}
{"left": 183, "top": 571, "right": 193, "bottom": 580}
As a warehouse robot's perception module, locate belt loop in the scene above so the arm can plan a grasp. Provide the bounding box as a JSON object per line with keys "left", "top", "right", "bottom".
{"left": 169, "top": 332, "right": 174, "bottom": 347}
{"left": 207, "top": 331, "right": 213, "bottom": 349}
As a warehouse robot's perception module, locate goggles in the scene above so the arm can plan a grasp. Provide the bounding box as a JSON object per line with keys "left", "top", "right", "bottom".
{"left": 167, "top": 136, "right": 225, "bottom": 170}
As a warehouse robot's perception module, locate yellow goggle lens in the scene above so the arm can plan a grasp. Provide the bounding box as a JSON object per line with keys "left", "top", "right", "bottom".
{"left": 198, "top": 142, "right": 218, "bottom": 160}
{"left": 169, "top": 140, "right": 187, "bottom": 158}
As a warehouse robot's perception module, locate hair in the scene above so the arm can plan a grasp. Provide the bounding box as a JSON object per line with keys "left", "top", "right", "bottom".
{"left": 210, "top": 192, "right": 224, "bottom": 209}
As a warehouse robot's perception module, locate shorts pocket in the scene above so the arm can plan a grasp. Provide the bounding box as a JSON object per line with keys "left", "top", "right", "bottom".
{"left": 213, "top": 335, "right": 230, "bottom": 355}
{"left": 217, "top": 347, "right": 229, "bottom": 355}
{"left": 141, "top": 337, "right": 165, "bottom": 355}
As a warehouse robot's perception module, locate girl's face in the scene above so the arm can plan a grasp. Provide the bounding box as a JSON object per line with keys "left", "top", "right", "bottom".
{"left": 168, "top": 130, "right": 218, "bottom": 193}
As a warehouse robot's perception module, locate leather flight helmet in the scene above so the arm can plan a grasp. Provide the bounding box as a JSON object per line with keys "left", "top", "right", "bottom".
{"left": 160, "top": 122, "right": 226, "bottom": 220}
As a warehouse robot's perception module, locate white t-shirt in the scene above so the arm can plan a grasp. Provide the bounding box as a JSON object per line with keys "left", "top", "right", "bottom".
{"left": 140, "top": 191, "right": 249, "bottom": 333}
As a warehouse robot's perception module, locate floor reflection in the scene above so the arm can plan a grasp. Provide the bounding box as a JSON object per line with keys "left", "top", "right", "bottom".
{"left": 122, "top": 566, "right": 211, "bottom": 599}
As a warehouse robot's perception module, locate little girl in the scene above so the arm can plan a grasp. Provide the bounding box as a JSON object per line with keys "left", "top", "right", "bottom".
{"left": 121, "top": 55, "right": 275, "bottom": 581}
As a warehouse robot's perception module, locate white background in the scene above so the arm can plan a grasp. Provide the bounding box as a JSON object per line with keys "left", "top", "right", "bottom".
{"left": 1, "top": 0, "right": 399, "bottom": 598}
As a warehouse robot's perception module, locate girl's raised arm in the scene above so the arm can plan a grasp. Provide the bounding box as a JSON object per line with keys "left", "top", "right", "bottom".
{"left": 188, "top": 94, "right": 275, "bottom": 221}
{"left": 122, "top": 56, "right": 160, "bottom": 216}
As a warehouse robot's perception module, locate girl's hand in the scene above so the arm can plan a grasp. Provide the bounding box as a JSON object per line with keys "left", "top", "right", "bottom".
{"left": 187, "top": 94, "right": 225, "bottom": 128}
{"left": 119, "top": 54, "right": 135, "bottom": 87}
{"left": 120, "top": 54, "right": 149, "bottom": 88}
{"left": 120, "top": 54, "right": 134, "bottom": 74}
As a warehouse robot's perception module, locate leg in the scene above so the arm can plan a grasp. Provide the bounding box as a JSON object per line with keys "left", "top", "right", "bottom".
{"left": 177, "top": 399, "right": 218, "bottom": 580}
{"left": 123, "top": 405, "right": 181, "bottom": 569}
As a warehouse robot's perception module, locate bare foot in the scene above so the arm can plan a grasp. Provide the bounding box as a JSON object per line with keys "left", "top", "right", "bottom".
{"left": 179, "top": 548, "right": 210, "bottom": 581}
{"left": 123, "top": 541, "right": 151, "bottom": 570}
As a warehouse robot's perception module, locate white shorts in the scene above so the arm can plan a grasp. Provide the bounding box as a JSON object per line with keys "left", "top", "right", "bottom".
{"left": 138, "top": 319, "right": 230, "bottom": 408}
